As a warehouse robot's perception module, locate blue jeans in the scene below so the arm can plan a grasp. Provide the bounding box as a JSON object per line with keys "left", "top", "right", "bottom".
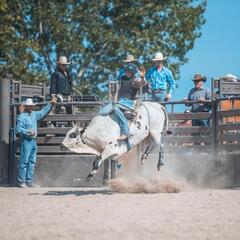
{"left": 18, "top": 138, "right": 37, "bottom": 184}
{"left": 113, "top": 106, "right": 129, "bottom": 135}
{"left": 151, "top": 91, "right": 166, "bottom": 102}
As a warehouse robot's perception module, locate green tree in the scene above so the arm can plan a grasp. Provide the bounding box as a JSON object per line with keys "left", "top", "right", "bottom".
{"left": 0, "top": 0, "right": 207, "bottom": 96}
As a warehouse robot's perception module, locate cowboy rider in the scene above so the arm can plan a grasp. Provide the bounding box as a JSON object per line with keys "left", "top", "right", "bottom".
{"left": 114, "top": 55, "right": 146, "bottom": 141}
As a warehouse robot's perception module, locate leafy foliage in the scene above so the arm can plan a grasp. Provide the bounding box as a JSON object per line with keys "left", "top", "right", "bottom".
{"left": 0, "top": 0, "right": 207, "bottom": 96}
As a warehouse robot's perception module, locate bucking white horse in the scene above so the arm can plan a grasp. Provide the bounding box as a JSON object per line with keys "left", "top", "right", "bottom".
{"left": 60, "top": 101, "right": 170, "bottom": 181}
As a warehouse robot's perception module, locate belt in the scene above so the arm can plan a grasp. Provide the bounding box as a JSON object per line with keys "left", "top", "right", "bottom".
{"left": 152, "top": 89, "right": 166, "bottom": 94}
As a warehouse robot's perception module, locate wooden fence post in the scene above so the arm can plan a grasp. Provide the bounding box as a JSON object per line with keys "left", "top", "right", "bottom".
{"left": 211, "top": 99, "right": 219, "bottom": 164}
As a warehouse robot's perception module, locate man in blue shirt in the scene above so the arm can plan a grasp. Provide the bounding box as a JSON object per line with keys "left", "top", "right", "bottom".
{"left": 146, "top": 52, "right": 175, "bottom": 101}
{"left": 184, "top": 74, "right": 211, "bottom": 126}
{"left": 16, "top": 98, "right": 56, "bottom": 187}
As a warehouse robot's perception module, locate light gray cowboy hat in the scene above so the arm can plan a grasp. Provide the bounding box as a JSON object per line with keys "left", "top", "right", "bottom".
{"left": 224, "top": 73, "right": 238, "bottom": 82}
{"left": 153, "top": 52, "right": 167, "bottom": 61}
{"left": 122, "top": 55, "right": 137, "bottom": 63}
{"left": 58, "top": 56, "right": 70, "bottom": 65}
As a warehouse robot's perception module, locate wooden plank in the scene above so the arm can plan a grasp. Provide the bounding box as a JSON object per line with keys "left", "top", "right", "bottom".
{"left": 43, "top": 113, "right": 97, "bottom": 121}
{"left": 218, "top": 123, "right": 240, "bottom": 131}
{"left": 163, "top": 135, "right": 211, "bottom": 144}
{"left": 165, "top": 145, "right": 212, "bottom": 153}
{"left": 15, "top": 145, "right": 85, "bottom": 154}
{"left": 36, "top": 154, "right": 96, "bottom": 159}
{"left": 217, "top": 109, "right": 240, "bottom": 118}
{"left": 36, "top": 137, "right": 64, "bottom": 144}
{"left": 15, "top": 143, "right": 96, "bottom": 155}
{"left": 218, "top": 133, "right": 240, "bottom": 142}
{"left": 168, "top": 112, "right": 211, "bottom": 120}
{"left": 38, "top": 127, "right": 71, "bottom": 134}
{"left": 166, "top": 126, "right": 211, "bottom": 134}
{"left": 218, "top": 144, "right": 240, "bottom": 152}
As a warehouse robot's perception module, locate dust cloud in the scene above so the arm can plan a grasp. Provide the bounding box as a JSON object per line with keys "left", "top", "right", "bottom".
{"left": 108, "top": 148, "right": 233, "bottom": 193}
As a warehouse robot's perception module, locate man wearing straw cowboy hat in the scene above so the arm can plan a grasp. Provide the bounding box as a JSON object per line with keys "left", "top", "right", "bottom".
{"left": 146, "top": 52, "right": 175, "bottom": 102}
{"left": 114, "top": 54, "right": 146, "bottom": 140}
{"left": 16, "top": 97, "right": 57, "bottom": 187}
{"left": 50, "top": 56, "right": 72, "bottom": 114}
{"left": 184, "top": 73, "right": 211, "bottom": 126}
{"left": 118, "top": 54, "right": 138, "bottom": 80}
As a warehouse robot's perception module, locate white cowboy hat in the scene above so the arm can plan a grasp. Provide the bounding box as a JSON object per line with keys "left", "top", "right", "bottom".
{"left": 58, "top": 56, "right": 70, "bottom": 65}
{"left": 122, "top": 55, "right": 137, "bottom": 63}
{"left": 225, "top": 73, "right": 238, "bottom": 81}
{"left": 23, "top": 98, "right": 37, "bottom": 106}
{"left": 153, "top": 52, "right": 167, "bottom": 61}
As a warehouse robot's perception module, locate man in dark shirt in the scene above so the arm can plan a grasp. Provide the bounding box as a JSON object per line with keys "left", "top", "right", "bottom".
{"left": 184, "top": 73, "right": 211, "bottom": 126}
{"left": 115, "top": 63, "right": 146, "bottom": 140}
{"left": 50, "top": 56, "right": 72, "bottom": 114}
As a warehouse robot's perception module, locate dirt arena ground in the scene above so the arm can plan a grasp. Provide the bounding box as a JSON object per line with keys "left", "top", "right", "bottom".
{"left": 1, "top": 150, "right": 240, "bottom": 240}
{"left": 0, "top": 185, "right": 240, "bottom": 240}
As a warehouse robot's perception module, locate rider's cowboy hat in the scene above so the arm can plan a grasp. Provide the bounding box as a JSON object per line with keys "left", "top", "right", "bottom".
{"left": 122, "top": 55, "right": 137, "bottom": 63}
{"left": 58, "top": 56, "right": 70, "bottom": 65}
{"left": 125, "top": 63, "right": 138, "bottom": 73}
{"left": 192, "top": 73, "right": 207, "bottom": 82}
{"left": 153, "top": 52, "right": 167, "bottom": 61}
{"left": 23, "top": 98, "right": 37, "bottom": 106}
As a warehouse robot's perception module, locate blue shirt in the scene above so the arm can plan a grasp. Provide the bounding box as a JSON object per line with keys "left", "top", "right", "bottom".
{"left": 146, "top": 66, "right": 175, "bottom": 94}
{"left": 16, "top": 103, "right": 52, "bottom": 139}
{"left": 187, "top": 87, "right": 211, "bottom": 112}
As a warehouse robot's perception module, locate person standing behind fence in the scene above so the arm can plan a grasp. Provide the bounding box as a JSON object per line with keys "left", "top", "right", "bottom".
{"left": 16, "top": 98, "right": 57, "bottom": 188}
{"left": 184, "top": 74, "right": 211, "bottom": 126}
{"left": 146, "top": 52, "right": 175, "bottom": 102}
{"left": 50, "top": 56, "right": 72, "bottom": 114}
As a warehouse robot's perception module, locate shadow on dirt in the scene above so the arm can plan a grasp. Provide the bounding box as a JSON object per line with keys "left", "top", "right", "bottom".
{"left": 42, "top": 189, "right": 115, "bottom": 196}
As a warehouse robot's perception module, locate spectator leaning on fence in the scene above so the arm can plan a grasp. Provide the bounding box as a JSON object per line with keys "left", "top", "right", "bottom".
{"left": 50, "top": 56, "right": 72, "bottom": 114}
{"left": 146, "top": 52, "right": 175, "bottom": 102}
{"left": 16, "top": 97, "right": 57, "bottom": 188}
{"left": 184, "top": 73, "right": 211, "bottom": 127}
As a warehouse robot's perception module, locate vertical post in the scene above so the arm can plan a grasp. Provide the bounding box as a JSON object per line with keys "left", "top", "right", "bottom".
{"left": 0, "top": 77, "right": 11, "bottom": 183}
{"left": 211, "top": 99, "right": 218, "bottom": 168}
{"left": 111, "top": 160, "right": 116, "bottom": 179}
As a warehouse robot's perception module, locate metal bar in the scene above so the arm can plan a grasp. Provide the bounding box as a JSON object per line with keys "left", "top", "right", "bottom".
{"left": 0, "top": 76, "right": 11, "bottom": 183}
{"left": 11, "top": 101, "right": 103, "bottom": 106}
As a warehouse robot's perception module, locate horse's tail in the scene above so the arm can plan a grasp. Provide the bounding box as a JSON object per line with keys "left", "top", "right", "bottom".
{"left": 159, "top": 104, "right": 172, "bottom": 134}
